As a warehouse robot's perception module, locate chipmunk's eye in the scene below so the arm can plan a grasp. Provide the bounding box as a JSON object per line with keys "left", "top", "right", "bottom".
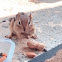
{"left": 19, "top": 19, "right": 20, "bottom": 24}
{"left": 29, "top": 22, "right": 30, "bottom": 24}
{"left": 28, "top": 20, "right": 30, "bottom": 24}
{"left": 19, "top": 22, "right": 20, "bottom": 24}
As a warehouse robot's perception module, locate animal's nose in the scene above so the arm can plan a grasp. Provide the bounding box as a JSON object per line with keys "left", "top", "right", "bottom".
{"left": 23, "top": 27, "right": 25, "bottom": 31}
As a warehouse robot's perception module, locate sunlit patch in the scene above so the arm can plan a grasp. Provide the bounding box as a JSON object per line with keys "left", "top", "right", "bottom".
{"left": 0, "top": 0, "right": 62, "bottom": 18}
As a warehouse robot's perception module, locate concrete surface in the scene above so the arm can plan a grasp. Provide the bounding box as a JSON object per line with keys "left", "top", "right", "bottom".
{"left": 0, "top": 0, "right": 62, "bottom": 62}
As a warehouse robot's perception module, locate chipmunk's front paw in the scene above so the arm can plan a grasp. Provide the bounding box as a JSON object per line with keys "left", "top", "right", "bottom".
{"left": 25, "top": 36, "right": 30, "bottom": 39}
{"left": 5, "top": 35, "right": 12, "bottom": 39}
{"left": 31, "top": 34, "right": 37, "bottom": 39}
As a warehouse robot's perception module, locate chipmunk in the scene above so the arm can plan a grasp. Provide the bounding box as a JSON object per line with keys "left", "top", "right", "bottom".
{"left": 5, "top": 12, "right": 37, "bottom": 39}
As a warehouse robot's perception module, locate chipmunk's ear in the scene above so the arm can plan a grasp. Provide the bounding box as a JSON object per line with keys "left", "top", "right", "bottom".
{"left": 16, "top": 12, "right": 20, "bottom": 19}
{"left": 9, "top": 17, "right": 15, "bottom": 22}
{"left": 29, "top": 13, "right": 32, "bottom": 21}
{"left": 9, "top": 18, "right": 13, "bottom": 22}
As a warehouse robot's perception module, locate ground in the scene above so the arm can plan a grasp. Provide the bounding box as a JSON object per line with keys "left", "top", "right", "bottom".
{"left": 0, "top": 0, "right": 62, "bottom": 62}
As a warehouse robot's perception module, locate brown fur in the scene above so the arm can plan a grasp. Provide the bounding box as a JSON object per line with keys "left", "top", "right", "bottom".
{"left": 5, "top": 12, "right": 37, "bottom": 39}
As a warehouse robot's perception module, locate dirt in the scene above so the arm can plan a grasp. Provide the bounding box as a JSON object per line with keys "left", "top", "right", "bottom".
{"left": 45, "top": 50, "right": 62, "bottom": 62}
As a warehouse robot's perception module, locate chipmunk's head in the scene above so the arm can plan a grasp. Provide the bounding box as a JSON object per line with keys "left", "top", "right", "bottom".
{"left": 16, "top": 12, "right": 32, "bottom": 31}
